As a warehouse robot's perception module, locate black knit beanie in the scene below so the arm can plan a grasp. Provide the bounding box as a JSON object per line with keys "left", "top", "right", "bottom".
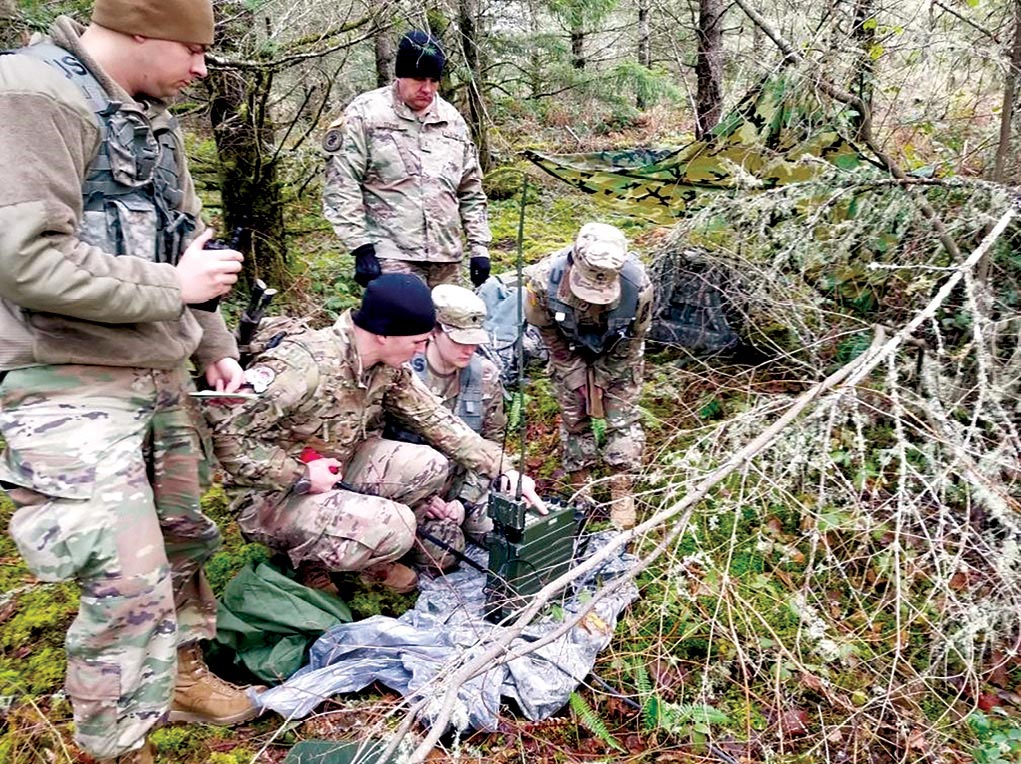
{"left": 394, "top": 30, "right": 445, "bottom": 80}
{"left": 353, "top": 274, "right": 436, "bottom": 336}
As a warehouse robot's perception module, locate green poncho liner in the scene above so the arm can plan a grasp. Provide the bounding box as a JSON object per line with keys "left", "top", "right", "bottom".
{"left": 215, "top": 561, "right": 352, "bottom": 684}
{"left": 524, "top": 76, "right": 882, "bottom": 224}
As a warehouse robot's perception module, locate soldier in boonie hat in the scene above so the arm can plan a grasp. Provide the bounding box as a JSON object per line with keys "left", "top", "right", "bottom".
{"left": 568, "top": 222, "right": 629, "bottom": 305}
{"left": 433, "top": 283, "right": 490, "bottom": 345}
{"left": 523, "top": 221, "right": 654, "bottom": 531}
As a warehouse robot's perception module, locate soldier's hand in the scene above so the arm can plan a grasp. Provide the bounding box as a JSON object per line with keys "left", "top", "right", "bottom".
{"left": 422, "top": 496, "right": 466, "bottom": 524}
{"left": 499, "top": 470, "right": 547, "bottom": 515}
{"left": 204, "top": 358, "right": 245, "bottom": 393}
{"left": 305, "top": 457, "right": 344, "bottom": 493}
{"left": 177, "top": 230, "right": 244, "bottom": 304}
{"left": 352, "top": 243, "right": 381, "bottom": 287}
{"left": 469, "top": 256, "right": 491, "bottom": 287}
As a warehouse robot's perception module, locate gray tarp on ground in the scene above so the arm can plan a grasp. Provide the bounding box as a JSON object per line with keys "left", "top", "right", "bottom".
{"left": 256, "top": 532, "right": 639, "bottom": 730}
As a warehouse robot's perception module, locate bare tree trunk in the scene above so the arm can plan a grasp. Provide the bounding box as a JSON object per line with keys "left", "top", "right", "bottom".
{"left": 528, "top": 0, "right": 542, "bottom": 97}
{"left": 994, "top": 0, "right": 1021, "bottom": 181}
{"left": 695, "top": 0, "right": 723, "bottom": 138}
{"left": 458, "top": 0, "right": 491, "bottom": 172}
{"left": 637, "top": 0, "right": 651, "bottom": 108}
{"left": 850, "top": 0, "right": 876, "bottom": 140}
{"left": 373, "top": 8, "right": 396, "bottom": 88}
{"left": 206, "top": 3, "right": 289, "bottom": 288}
{"left": 426, "top": 6, "right": 456, "bottom": 102}
{"left": 571, "top": 25, "right": 585, "bottom": 69}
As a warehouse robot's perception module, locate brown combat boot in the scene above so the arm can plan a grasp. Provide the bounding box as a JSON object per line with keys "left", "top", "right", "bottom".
{"left": 566, "top": 468, "right": 594, "bottom": 509}
{"left": 608, "top": 474, "right": 637, "bottom": 530}
{"left": 108, "top": 741, "right": 154, "bottom": 764}
{"left": 170, "top": 644, "right": 262, "bottom": 725}
{"left": 359, "top": 562, "right": 418, "bottom": 594}
{"left": 296, "top": 560, "right": 340, "bottom": 597}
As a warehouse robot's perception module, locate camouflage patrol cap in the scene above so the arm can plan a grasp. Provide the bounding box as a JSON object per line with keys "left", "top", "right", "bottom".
{"left": 92, "top": 0, "right": 214, "bottom": 46}
{"left": 569, "top": 223, "right": 628, "bottom": 305}
{"left": 432, "top": 284, "right": 490, "bottom": 345}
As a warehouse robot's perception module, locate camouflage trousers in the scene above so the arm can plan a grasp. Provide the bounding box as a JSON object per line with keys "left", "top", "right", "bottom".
{"left": 239, "top": 437, "right": 457, "bottom": 572}
{"left": 379, "top": 257, "right": 462, "bottom": 288}
{"left": 0, "top": 365, "right": 220, "bottom": 760}
{"left": 552, "top": 362, "right": 645, "bottom": 474}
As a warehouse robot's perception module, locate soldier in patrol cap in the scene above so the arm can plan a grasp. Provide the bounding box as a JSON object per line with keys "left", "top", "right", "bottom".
{"left": 322, "top": 29, "right": 492, "bottom": 290}
{"left": 385, "top": 284, "right": 508, "bottom": 569}
{"left": 0, "top": 1, "right": 258, "bottom": 761}
{"left": 207, "top": 275, "right": 544, "bottom": 596}
{"left": 525, "top": 223, "right": 654, "bottom": 530}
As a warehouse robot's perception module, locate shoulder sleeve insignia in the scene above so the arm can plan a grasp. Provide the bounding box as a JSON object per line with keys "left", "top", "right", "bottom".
{"left": 244, "top": 365, "right": 277, "bottom": 394}
{"left": 322, "top": 128, "right": 344, "bottom": 153}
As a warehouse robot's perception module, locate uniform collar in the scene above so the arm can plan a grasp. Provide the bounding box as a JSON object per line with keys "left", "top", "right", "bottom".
{"left": 332, "top": 311, "right": 369, "bottom": 382}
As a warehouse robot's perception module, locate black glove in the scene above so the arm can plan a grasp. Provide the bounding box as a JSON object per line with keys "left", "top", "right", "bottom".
{"left": 353, "top": 243, "right": 381, "bottom": 287}
{"left": 469, "top": 256, "right": 491, "bottom": 288}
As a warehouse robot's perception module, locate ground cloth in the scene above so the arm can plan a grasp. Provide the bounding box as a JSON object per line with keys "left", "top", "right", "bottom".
{"left": 256, "top": 531, "right": 638, "bottom": 730}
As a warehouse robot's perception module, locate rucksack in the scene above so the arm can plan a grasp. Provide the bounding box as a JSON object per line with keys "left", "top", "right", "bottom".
{"left": 477, "top": 272, "right": 548, "bottom": 387}
{"left": 238, "top": 315, "right": 315, "bottom": 366}
{"left": 647, "top": 247, "right": 740, "bottom": 354}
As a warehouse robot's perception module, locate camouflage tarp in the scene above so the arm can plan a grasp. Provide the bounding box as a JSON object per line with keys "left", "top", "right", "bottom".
{"left": 524, "top": 78, "right": 881, "bottom": 223}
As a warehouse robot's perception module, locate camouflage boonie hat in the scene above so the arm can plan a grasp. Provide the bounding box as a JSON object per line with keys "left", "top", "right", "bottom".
{"left": 432, "top": 284, "right": 490, "bottom": 345}
{"left": 569, "top": 223, "right": 628, "bottom": 305}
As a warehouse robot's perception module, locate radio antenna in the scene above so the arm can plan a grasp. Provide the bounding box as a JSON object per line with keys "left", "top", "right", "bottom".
{"left": 512, "top": 174, "right": 529, "bottom": 500}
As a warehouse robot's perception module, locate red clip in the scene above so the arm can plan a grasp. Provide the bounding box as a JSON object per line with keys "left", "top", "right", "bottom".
{"left": 299, "top": 447, "right": 339, "bottom": 474}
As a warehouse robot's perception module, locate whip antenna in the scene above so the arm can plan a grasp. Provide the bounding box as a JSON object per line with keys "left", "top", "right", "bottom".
{"left": 512, "top": 174, "right": 529, "bottom": 500}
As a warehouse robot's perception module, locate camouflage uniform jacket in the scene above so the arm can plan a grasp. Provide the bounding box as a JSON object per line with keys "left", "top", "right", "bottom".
{"left": 411, "top": 350, "right": 507, "bottom": 441}
{"left": 524, "top": 247, "right": 654, "bottom": 388}
{"left": 208, "top": 311, "right": 510, "bottom": 494}
{"left": 322, "top": 83, "right": 491, "bottom": 263}
{"left": 0, "top": 17, "right": 237, "bottom": 372}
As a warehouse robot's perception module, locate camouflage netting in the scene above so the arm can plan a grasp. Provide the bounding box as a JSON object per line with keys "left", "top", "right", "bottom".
{"left": 524, "top": 75, "right": 881, "bottom": 225}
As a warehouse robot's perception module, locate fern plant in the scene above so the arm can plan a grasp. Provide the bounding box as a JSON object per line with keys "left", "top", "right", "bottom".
{"left": 569, "top": 691, "right": 625, "bottom": 752}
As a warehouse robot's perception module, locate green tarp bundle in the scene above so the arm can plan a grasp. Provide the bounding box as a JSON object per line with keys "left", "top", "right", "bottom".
{"left": 215, "top": 561, "right": 352, "bottom": 684}
{"left": 524, "top": 77, "right": 881, "bottom": 224}
{"left": 283, "top": 740, "right": 393, "bottom": 764}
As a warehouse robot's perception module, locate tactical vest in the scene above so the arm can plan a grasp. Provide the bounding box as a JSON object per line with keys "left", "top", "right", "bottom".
{"left": 546, "top": 251, "right": 643, "bottom": 356}
{"left": 20, "top": 43, "right": 197, "bottom": 264}
{"left": 383, "top": 352, "right": 485, "bottom": 444}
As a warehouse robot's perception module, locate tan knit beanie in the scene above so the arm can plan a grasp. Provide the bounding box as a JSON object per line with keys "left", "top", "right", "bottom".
{"left": 92, "top": 0, "right": 215, "bottom": 46}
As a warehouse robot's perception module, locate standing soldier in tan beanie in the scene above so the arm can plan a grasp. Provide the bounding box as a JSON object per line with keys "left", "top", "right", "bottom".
{"left": 0, "top": 1, "right": 260, "bottom": 761}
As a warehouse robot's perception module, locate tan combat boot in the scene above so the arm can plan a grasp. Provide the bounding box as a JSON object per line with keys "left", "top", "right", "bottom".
{"left": 109, "top": 741, "right": 154, "bottom": 764}
{"left": 296, "top": 560, "right": 341, "bottom": 597}
{"left": 608, "top": 474, "right": 637, "bottom": 530}
{"left": 170, "top": 644, "right": 262, "bottom": 725}
{"left": 359, "top": 561, "right": 418, "bottom": 594}
{"left": 566, "top": 468, "right": 594, "bottom": 509}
